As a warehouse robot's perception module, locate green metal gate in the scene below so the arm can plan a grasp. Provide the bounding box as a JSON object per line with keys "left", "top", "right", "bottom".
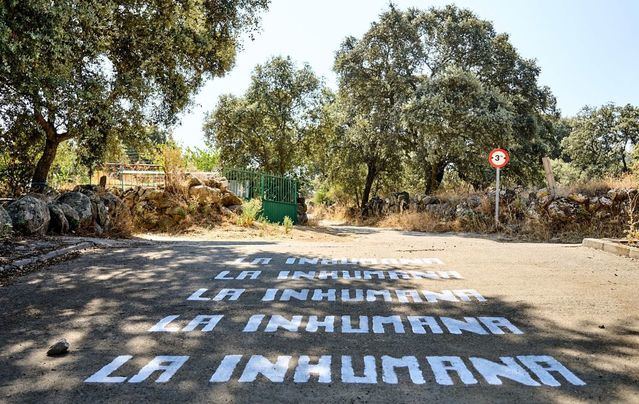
{"left": 223, "top": 168, "right": 298, "bottom": 224}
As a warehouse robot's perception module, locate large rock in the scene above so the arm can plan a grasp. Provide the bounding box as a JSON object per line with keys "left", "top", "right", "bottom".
{"left": 57, "top": 192, "right": 93, "bottom": 227}
{"left": 205, "top": 177, "right": 229, "bottom": 192}
{"left": 190, "top": 185, "right": 222, "bottom": 204}
{"left": 73, "top": 188, "right": 110, "bottom": 229}
{"left": 187, "top": 176, "right": 203, "bottom": 189}
{"left": 6, "top": 196, "right": 50, "bottom": 235}
{"left": 56, "top": 202, "right": 80, "bottom": 231}
{"left": 48, "top": 203, "right": 70, "bottom": 234}
{"left": 568, "top": 193, "right": 588, "bottom": 204}
{"left": 0, "top": 206, "right": 12, "bottom": 236}
{"left": 221, "top": 192, "right": 242, "bottom": 207}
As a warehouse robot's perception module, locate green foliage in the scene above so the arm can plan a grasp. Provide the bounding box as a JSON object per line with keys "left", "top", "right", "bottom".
{"left": 236, "top": 199, "right": 262, "bottom": 227}
{"left": 49, "top": 142, "right": 89, "bottom": 189}
{"left": 331, "top": 5, "right": 559, "bottom": 203}
{"left": 403, "top": 67, "right": 516, "bottom": 191}
{"left": 562, "top": 104, "right": 639, "bottom": 177}
{"left": 0, "top": 0, "right": 268, "bottom": 185}
{"left": 282, "top": 216, "right": 293, "bottom": 233}
{"left": 549, "top": 159, "right": 589, "bottom": 185}
{"left": 184, "top": 147, "right": 220, "bottom": 172}
{"left": 204, "top": 56, "right": 325, "bottom": 176}
{"left": 0, "top": 119, "right": 42, "bottom": 196}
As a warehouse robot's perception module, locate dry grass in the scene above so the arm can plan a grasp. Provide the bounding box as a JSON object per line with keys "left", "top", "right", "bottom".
{"left": 378, "top": 212, "right": 451, "bottom": 232}
{"left": 309, "top": 204, "right": 358, "bottom": 223}
{"left": 557, "top": 174, "right": 638, "bottom": 197}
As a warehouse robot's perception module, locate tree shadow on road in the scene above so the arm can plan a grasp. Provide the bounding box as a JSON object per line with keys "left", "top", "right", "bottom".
{"left": 0, "top": 242, "right": 637, "bottom": 403}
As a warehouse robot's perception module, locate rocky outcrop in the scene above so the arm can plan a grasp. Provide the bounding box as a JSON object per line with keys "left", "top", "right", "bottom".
{"left": 122, "top": 175, "right": 244, "bottom": 232}
{"left": 6, "top": 196, "right": 51, "bottom": 236}
{"left": 221, "top": 192, "right": 242, "bottom": 207}
{"left": 189, "top": 185, "right": 222, "bottom": 204}
{"left": 56, "top": 202, "right": 80, "bottom": 231}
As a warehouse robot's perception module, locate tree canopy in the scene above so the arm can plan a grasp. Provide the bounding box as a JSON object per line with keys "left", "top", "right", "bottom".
{"left": 0, "top": 0, "right": 268, "bottom": 187}
{"left": 204, "top": 56, "right": 325, "bottom": 176}
{"left": 331, "top": 5, "right": 559, "bottom": 203}
{"left": 562, "top": 103, "right": 639, "bottom": 176}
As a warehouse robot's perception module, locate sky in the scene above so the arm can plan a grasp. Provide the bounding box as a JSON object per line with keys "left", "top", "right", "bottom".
{"left": 173, "top": 0, "right": 639, "bottom": 147}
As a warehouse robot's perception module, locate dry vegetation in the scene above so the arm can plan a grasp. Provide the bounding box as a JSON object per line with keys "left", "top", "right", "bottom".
{"left": 310, "top": 175, "right": 639, "bottom": 243}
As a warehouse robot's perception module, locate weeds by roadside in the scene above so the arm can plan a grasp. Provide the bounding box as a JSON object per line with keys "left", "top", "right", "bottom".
{"left": 236, "top": 199, "right": 261, "bottom": 227}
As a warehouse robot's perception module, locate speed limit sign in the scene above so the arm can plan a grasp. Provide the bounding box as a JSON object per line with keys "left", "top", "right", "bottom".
{"left": 488, "top": 148, "right": 510, "bottom": 169}
{"left": 488, "top": 148, "right": 510, "bottom": 227}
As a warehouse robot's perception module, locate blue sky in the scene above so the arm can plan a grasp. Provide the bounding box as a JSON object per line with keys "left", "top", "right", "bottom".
{"left": 173, "top": 0, "right": 639, "bottom": 147}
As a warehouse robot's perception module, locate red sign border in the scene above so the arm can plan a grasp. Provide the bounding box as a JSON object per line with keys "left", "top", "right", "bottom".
{"left": 488, "top": 148, "right": 510, "bottom": 169}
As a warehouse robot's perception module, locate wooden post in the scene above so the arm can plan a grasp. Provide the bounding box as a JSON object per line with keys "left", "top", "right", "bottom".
{"left": 542, "top": 157, "right": 556, "bottom": 197}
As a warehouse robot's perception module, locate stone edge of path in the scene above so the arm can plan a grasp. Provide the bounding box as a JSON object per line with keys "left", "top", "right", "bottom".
{"left": 582, "top": 238, "right": 639, "bottom": 259}
{"left": 0, "top": 237, "right": 137, "bottom": 275}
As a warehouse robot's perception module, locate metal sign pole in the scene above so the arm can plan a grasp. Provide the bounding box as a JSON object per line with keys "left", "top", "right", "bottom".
{"left": 495, "top": 167, "right": 500, "bottom": 226}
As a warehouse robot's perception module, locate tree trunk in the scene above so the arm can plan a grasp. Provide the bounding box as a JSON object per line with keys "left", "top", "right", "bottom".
{"left": 621, "top": 151, "right": 629, "bottom": 173}
{"left": 424, "top": 161, "right": 446, "bottom": 194}
{"left": 361, "top": 163, "right": 377, "bottom": 207}
{"left": 31, "top": 137, "right": 60, "bottom": 191}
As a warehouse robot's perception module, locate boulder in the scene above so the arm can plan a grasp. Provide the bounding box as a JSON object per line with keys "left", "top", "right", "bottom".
{"left": 228, "top": 204, "right": 243, "bottom": 215}
{"left": 187, "top": 176, "right": 204, "bottom": 189}
{"left": 48, "top": 204, "right": 70, "bottom": 234}
{"left": 57, "top": 192, "right": 93, "bottom": 227}
{"left": 190, "top": 185, "right": 222, "bottom": 204}
{"left": 0, "top": 206, "right": 12, "bottom": 236}
{"left": 546, "top": 199, "right": 576, "bottom": 222}
{"left": 206, "top": 177, "right": 229, "bottom": 192}
{"left": 599, "top": 196, "right": 613, "bottom": 208}
{"left": 100, "top": 192, "right": 131, "bottom": 230}
{"left": 100, "top": 192, "right": 121, "bottom": 213}
{"left": 94, "top": 199, "right": 109, "bottom": 228}
{"left": 607, "top": 189, "right": 627, "bottom": 202}
{"left": 74, "top": 188, "right": 110, "bottom": 229}
{"left": 6, "top": 196, "right": 50, "bottom": 235}
{"left": 56, "top": 203, "right": 80, "bottom": 231}
{"left": 568, "top": 193, "right": 588, "bottom": 204}
{"left": 466, "top": 195, "right": 482, "bottom": 209}
{"left": 220, "top": 192, "right": 242, "bottom": 207}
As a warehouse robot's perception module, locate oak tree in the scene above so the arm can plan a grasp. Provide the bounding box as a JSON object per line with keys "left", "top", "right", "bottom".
{"left": 0, "top": 0, "right": 268, "bottom": 188}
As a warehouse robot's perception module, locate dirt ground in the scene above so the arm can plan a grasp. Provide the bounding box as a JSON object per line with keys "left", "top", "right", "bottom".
{"left": 0, "top": 225, "right": 638, "bottom": 403}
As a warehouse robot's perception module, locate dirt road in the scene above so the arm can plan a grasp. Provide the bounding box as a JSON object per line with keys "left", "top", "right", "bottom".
{"left": 1, "top": 226, "right": 638, "bottom": 403}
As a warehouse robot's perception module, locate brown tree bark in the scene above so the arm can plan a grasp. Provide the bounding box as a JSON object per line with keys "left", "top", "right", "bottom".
{"left": 424, "top": 161, "right": 447, "bottom": 194}
{"left": 361, "top": 162, "right": 377, "bottom": 207}
{"left": 31, "top": 137, "right": 60, "bottom": 190}
{"left": 31, "top": 111, "right": 69, "bottom": 190}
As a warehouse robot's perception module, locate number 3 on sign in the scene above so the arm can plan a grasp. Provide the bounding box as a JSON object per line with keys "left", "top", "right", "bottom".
{"left": 488, "top": 148, "right": 510, "bottom": 169}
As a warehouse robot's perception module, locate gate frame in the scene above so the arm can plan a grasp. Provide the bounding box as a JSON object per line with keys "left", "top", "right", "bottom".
{"left": 223, "top": 168, "right": 298, "bottom": 224}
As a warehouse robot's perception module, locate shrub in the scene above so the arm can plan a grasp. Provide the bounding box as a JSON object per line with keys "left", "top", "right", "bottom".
{"left": 282, "top": 216, "right": 293, "bottom": 233}
{"left": 154, "top": 143, "right": 187, "bottom": 195}
{"left": 237, "top": 199, "right": 261, "bottom": 227}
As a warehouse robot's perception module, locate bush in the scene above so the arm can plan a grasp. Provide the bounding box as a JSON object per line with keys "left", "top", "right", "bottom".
{"left": 282, "top": 216, "right": 293, "bottom": 233}
{"left": 154, "top": 143, "right": 187, "bottom": 195}
{"left": 236, "top": 199, "right": 261, "bottom": 227}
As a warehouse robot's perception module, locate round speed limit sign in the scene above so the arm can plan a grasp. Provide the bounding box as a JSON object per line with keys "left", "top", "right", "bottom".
{"left": 488, "top": 148, "right": 510, "bottom": 169}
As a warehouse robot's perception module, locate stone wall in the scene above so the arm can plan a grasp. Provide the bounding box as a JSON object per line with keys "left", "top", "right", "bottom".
{"left": 362, "top": 187, "right": 639, "bottom": 241}
{"left": 0, "top": 174, "right": 245, "bottom": 237}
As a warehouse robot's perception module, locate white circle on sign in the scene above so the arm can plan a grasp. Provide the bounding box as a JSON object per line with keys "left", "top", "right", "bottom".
{"left": 488, "top": 148, "right": 510, "bottom": 169}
